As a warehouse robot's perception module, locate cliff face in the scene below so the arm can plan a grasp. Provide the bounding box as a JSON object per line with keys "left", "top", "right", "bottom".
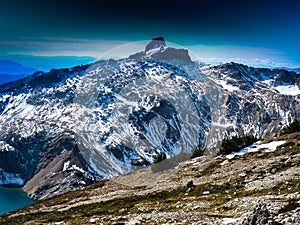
{"left": 0, "top": 39, "right": 299, "bottom": 199}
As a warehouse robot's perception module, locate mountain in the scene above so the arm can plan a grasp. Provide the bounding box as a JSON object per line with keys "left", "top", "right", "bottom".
{"left": 1, "top": 132, "right": 299, "bottom": 224}
{"left": 0, "top": 38, "right": 299, "bottom": 200}
{"left": 275, "top": 66, "right": 300, "bottom": 74}
{"left": 0, "top": 60, "right": 37, "bottom": 84}
{"left": 0, "top": 60, "right": 37, "bottom": 75}
{"left": 290, "top": 67, "right": 300, "bottom": 74}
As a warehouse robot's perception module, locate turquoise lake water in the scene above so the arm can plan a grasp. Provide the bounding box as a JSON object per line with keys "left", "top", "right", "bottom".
{"left": 0, "top": 186, "right": 35, "bottom": 215}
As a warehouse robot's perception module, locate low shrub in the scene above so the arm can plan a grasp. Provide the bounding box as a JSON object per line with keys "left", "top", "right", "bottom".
{"left": 190, "top": 147, "right": 204, "bottom": 159}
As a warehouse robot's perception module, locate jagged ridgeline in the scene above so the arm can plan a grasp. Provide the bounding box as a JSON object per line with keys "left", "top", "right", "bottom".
{"left": 0, "top": 37, "right": 299, "bottom": 199}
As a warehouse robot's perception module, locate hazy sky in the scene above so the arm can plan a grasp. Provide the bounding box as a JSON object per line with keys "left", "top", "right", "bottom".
{"left": 0, "top": 0, "right": 300, "bottom": 70}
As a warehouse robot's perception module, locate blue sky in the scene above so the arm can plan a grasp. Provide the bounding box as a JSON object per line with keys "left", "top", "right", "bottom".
{"left": 0, "top": 0, "right": 300, "bottom": 71}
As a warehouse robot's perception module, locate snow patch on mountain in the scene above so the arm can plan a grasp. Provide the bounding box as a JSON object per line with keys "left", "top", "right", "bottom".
{"left": 0, "top": 169, "right": 24, "bottom": 186}
{"left": 226, "top": 140, "right": 286, "bottom": 159}
{"left": 274, "top": 84, "right": 300, "bottom": 96}
{"left": 0, "top": 141, "right": 15, "bottom": 152}
{"left": 215, "top": 79, "right": 240, "bottom": 92}
{"left": 63, "top": 161, "right": 85, "bottom": 173}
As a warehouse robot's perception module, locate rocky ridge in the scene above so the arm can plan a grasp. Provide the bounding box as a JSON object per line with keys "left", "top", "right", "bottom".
{"left": 0, "top": 132, "right": 299, "bottom": 224}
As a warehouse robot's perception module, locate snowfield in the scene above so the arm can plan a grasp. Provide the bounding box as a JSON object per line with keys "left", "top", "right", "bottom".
{"left": 226, "top": 140, "right": 286, "bottom": 159}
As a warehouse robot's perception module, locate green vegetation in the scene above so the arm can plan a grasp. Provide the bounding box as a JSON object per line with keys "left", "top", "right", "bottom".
{"left": 218, "top": 135, "right": 258, "bottom": 155}
{"left": 280, "top": 119, "right": 300, "bottom": 135}
{"left": 153, "top": 152, "right": 167, "bottom": 164}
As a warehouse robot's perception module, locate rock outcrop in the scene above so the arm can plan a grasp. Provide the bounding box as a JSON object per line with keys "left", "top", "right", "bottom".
{"left": 145, "top": 36, "right": 167, "bottom": 52}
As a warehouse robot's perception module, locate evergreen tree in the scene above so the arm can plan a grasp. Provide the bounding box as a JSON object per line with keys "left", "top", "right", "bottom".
{"left": 218, "top": 135, "right": 258, "bottom": 155}
{"left": 281, "top": 120, "right": 300, "bottom": 135}
{"left": 153, "top": 152, "right": 167, "bottom": 164}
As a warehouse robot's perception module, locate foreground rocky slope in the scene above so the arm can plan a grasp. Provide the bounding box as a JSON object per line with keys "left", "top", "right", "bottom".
{"left": 1, "top": 132, "right": 299, "bottom": 225}
{"left": 0, "top": 37, "right": 299, "bottom": 199}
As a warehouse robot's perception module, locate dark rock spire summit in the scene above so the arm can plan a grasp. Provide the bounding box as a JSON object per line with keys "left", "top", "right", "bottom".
{"left": 145, "top": 36, "right": 167, "bottom": 52}
{"left": 128, "top": 36, "right": 192, "bottom": 62}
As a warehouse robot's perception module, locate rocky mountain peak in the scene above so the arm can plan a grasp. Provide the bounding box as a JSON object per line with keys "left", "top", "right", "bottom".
{"left": 129, "top": 36, "right": 192, "bottom": 63}
{"left": 145, "top": 36, "right": 167, "bottom": 52}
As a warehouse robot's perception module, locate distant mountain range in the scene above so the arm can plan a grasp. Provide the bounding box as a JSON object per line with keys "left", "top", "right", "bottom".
{"left": 0, "top": 60, "right": 37, "bottom": 84}
{"left": 284, "top": 67, "right": 300, "bottom": 73}
{"left": 270, "top": 66, "right": 300, "bottom": 74}
{"left": 0, "top": 38, "right": 299, "bottom": 200}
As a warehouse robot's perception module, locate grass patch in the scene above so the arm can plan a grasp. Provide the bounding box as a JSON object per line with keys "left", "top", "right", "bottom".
{"left": 0, "top": 196, "right": 135, "bottom": 225}
{"left": 0, "top": 182, "right": 242, "bottom": 224}
{"left": 3, "top": 176, "right": 298, "bottom": 224}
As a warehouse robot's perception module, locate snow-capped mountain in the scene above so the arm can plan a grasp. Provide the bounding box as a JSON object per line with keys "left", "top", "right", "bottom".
{"left": 201, "top": 63, "right": 300, "bottom": 149}
{"left": 0, "top": 38, "right": 299, "bottom": 199}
